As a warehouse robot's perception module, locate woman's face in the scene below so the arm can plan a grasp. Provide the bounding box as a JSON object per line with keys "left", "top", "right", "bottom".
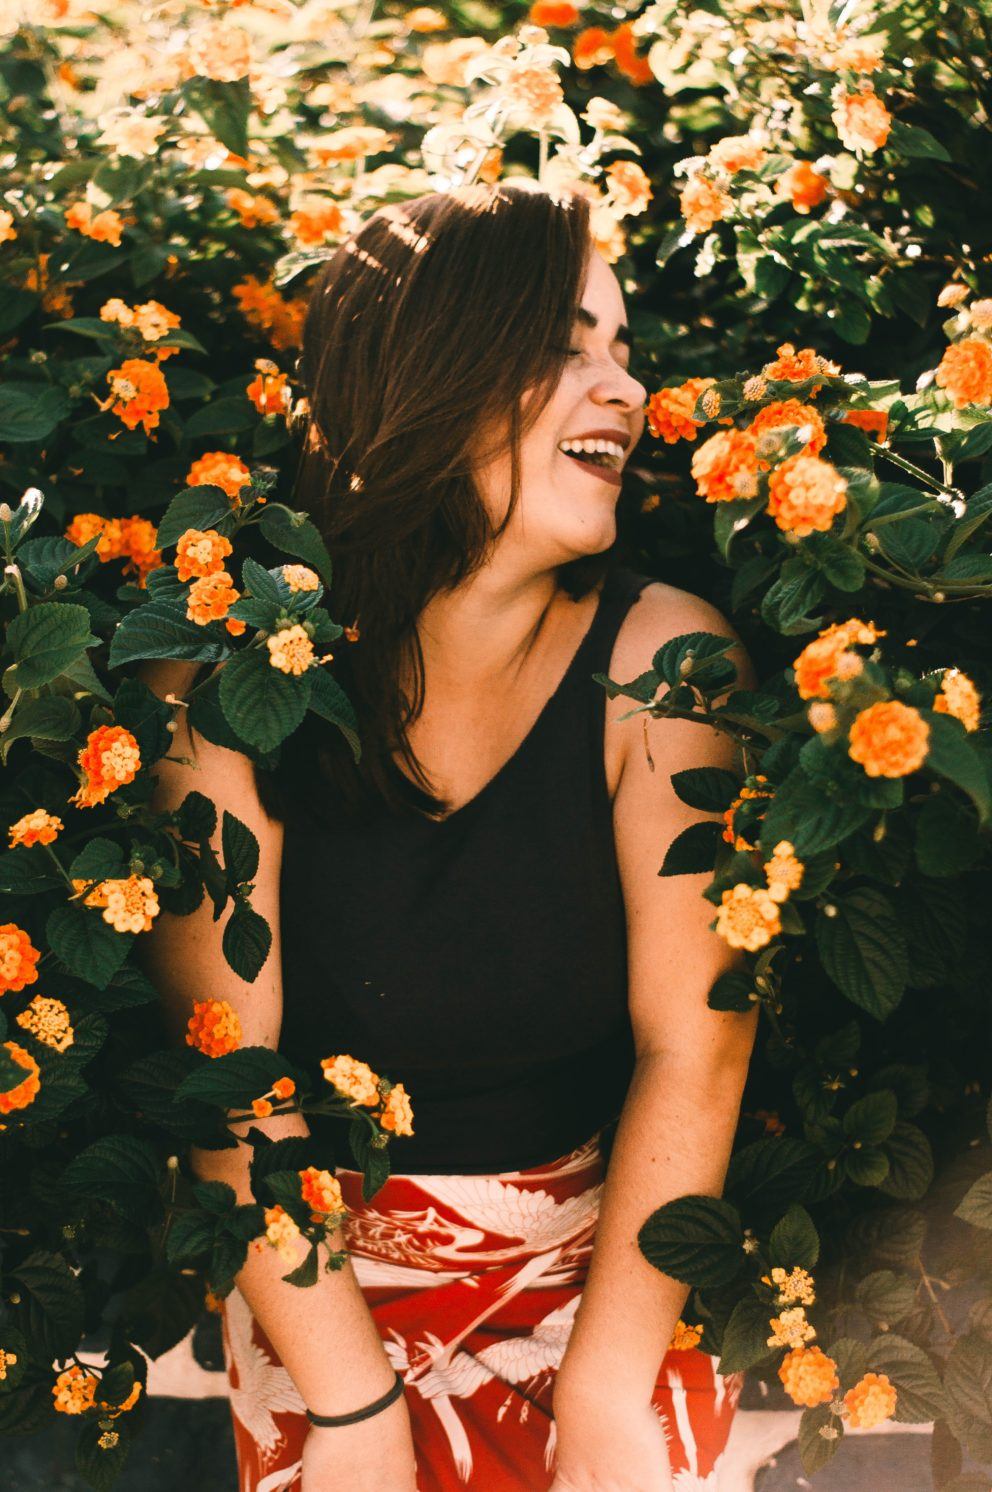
{"left": 473, "top": 249, "right": 648, "bottom": 571}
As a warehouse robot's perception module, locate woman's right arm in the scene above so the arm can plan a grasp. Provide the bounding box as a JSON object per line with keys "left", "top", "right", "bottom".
{"left": 138, "top": 661, "right": 418, "bottom": 1492}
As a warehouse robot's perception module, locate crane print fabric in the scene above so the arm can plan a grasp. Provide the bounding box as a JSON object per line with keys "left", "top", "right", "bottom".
{"left": 221, "top": 1131, "right": 743, "bottom": 1491}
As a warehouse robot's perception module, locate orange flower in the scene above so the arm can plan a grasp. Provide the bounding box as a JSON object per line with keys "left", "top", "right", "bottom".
{"left": 646, "top": 378, "right": 715, "bottom": 444}
{"left": 715, "top": 884, "right": 782, "bottom": 952}
{"left": 272, "top": 1076, "right": 296, "bottom": 1099}
{"left": 779, "top": 1347, "right": 839, "bottom": 1408}
{"left": 102, "top": 358, "right": 169, "bottom": 435}
{"left": 0, "top": 208, "right": 17, "bottom": 243}
{"left": 299, "top": 1166, "right": 346, "bottom": 1218}
{"left": 831, "top": 82, "right": 892, "bottom": 153}
{"left": 252, "top": 1098, "right": 273, "bottom": 1118}
{"left": 0, "top": 924, "right": 41, "bottom": 996}
{"left": 763, "top": 342, "right": 840, "bottom": 394}
{"left": 934, "top": 668, "right": 981, "bottom": 732}
{"left": 848, "top": 700, "right": 929, "bottom": 778}
{"left": 766, "top": 454, "right": 847, "bottom": 537}
{"left": 186, "top": 999, "right": 242, "bottom": 1057}
{"left": 841, "top": 408, "right": 889, "bottom": 441}
{"left": 843, "top": 1372, "right": 897, "bottom": 1429}
{"left": 775, "top": 161, "right": 829, "bottom": 214}
{"left": 187, "top": 570, "right": 240, "bottom": 625}
{"left": 232, "top": 274, "right": 308, "bottom": 351}
{"left": 572, "top": 26, "right": 614, "bottom": 69}
{"left": 9, "top": 809, "right": 63, "bottom": 848}
{"left": 321, "top": 1054, "right": 381, "bottom": 1105}
{"left": 935, "top": 336, "right": 992, "bottom": 409}
{"left": 247, "top": 360, "right": 291, "bottom": 416}
{"left": 691, "top": 428, "right": 760, "bottom": 503}
{"left": 117, "top": 516, "right": 163, "bottom": 585}
{"left": 131, "top": 299, "right": 182, "bottom": 350}
{"left": 281, "top": 564, "right": 320, "bottom": 592}
{"left": 262, "top": 1204, "right": 304, "bottom": 1263}
{"left": 16, "top": 995, "right": 74, "bottom": 1053}
{"left": 288, "top": 199, "right": 346, "bottom": 247}
{"left": 98, "top": 875, "right": 160, "bottom": 934}
{"left": 611, "top": 22, "right": 653, "bottom": 86}
{"left": 722, "top": 776, "right": 774, "bottom": 850}
{"left": 204, "top": 1289, "right": 224, "bottom": 1314}
{"left": 186, "top": 452, "right": 252, "bottom": 503}
{"left": 748, "top": 399, "right": 826, "bottom": 468}
{"left": 65, "top": 512, "right": 125, "bottom": 561}
{"left": 71, "top": 724, "right": 141, "bottom": 808}
{"left": 604, "top": 159, "right": 652, "bottom": 217}
{"left": 767, "top": 1306, "right": 816, "bottom": 1350}
{"left": 679, "top": 173, "right": 732, "bottom": 236}
{"left": 669, "top": 1321, "right": 704, "bottom": 1351}
{"left": 65, "top": 201, "right": 125, "bottom": 246}
{"left": 709, "top": 136, "right": 768, "bottom": 174}
{"left": 378, "top": 1082, "right": 414, "bottom": 1136}
{"left": 52, "top": 1364, "right": 100, "bottom": 1414}
{"left": 792, "top": 619, "right": 884, "bottom": 700}
{"left": 529, "top": 0, "right": 579, "bottom": 23}
{"left": 187, "top": 20, "right": 251, "bottom": 80}
{"left": 0, "top": 1040, "right": 41, "bottom": 1114}
{"left": 504, "top": 66, "right": 565, "bottom": 128}
{"left": 266, "top": 624, "right": 316, "bottom": 675}
{"left": 175, "top": 527, "right": 233, "bottom": 582}
{"left": 764, "top": 840, "right": 805, "bottom": 902}
{"left": 225, "top": 188, "right": 280, "bottom": 230}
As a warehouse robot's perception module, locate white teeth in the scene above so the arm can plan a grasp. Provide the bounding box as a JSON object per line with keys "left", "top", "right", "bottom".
{"left": 557, "top": 437, "right": 625, "bottom": 468}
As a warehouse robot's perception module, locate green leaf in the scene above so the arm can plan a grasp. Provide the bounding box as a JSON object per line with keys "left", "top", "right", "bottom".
{"left": 187, "top": 76, "right": 251, "bottom": 157}
{"left": 956, "top": 1172, "right": 992, "bottom": 1230}
{"left": 222, "top": 901, "right": 272, "bottom": 981}
{"left": 308, "top": 667, "right": 361, "bottom": 761}
{"left": 888, "top": 119, "right": 952, "bottom": 162}
{"left": 798, "top": 1404, "right": 843, "bottom": 1476}
{"left": 870, "top": 1332, "right": 949, "bottom": 1424}
{"left": 670, "top": 767, "right": 739, "bottom": 812}
{"left": 637, "top": 1195, "right": 744, "bottom": 1288}
{"left": 62, "top": 1134, "right": 163, "bottom": 1223}
{"left": 176, "top": 1046, "right": 290, "bottom": 1108}
{"left": 915, "top": 792, "right": 981, "bottom": 877}
{"left": 11, "top": 1251, "right": 85, "bottom": 1360}
{"left": 843, "top": 1090, "right": 898, "bottom": 1145}
{"left": 177, "top": 790, "right": 218, "bottom": 841}
{"left": 877, "top": 1121, "right": 934, "bottom": 1201}
{"left": 924, "top": 712, "right": 991, "bottom": 825}
{"left": 259, "top": 504, "right": 334, "bottom": 587}
{"left": 0, "top": 846, "right": 65, "bottom": 894}
{"left": 707, "top": 970, "right": 756, "bottom": 1012}
{"left": 155, "top": 485, "right": 234, "bottom": 549}
{"left": 113, "top": 675, "right": 175, "bottom": 764}
{"left": 69, "top": 837, "right": 128, "bottom": 882}
{"left": 713, "top": 496, "right": 765, "bottom": 560}
{"left": 183, "top": 395, "right": 256, "bottom": 440}
{"left": 218, "top": 646, "right": 311, "bottom": 751}
{"left": 945, "top": 1335, "right": 992, "bottom": 1459}
{"left": 0, "top": 384, "right": 71, "bottom": 442}
{"left": 46, "top": 905, "right": 132, "bottom": 989}
{"left": 856, "top": 1271, "right": 917, "bottom": 1329}
{"left": 659, "top": 821, "right": 722, "bottom": 876}
{"left": 6, "top": 603, "right": 97, "bottom": 689}
{"left": 806, "top": 535, "right": 866, "bottom": 592}
{"left": 0, "top": 694, "right": 80, "bottom": 748}
{"left": 347, "top": 1119, "right": 392, "bottom": 1202}
{"left": 222, "top": 810, "right": 259, "bottom": 884}
{"left": 844, "top": 1146, "right": 890, "bottom": 1187}
{"left": 718, "top": 1293, "right": 776, "bottom": 1373}
{"left": 108, "top": 598, "right": 230, "bottom": 667}
{"left": 282, "top": 1242, "right": 320, "bottom": 1288}
{"left": 768, "top": 1203, "right": 820, "bottom": 1269}
{"left": 816, "top": 888, "right": 908, "bottom": 1019}
{"left": 652, "top": 632, "right": 736, "bottom": 689}
{"left": 726, "top": 1137, "right": 819, "bottom": 1215}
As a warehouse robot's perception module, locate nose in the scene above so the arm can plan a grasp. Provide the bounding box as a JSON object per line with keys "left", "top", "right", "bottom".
{"left": 590, "top": 360, "right": 648, "bottom": 416}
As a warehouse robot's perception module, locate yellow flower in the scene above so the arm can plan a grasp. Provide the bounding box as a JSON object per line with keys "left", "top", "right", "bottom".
{"left": 16, "top": 995, "right": 74, "bottom": 1053}
{"left": 281, "top": 564, "right": 320, "bottom": 593}
{"left": 266, "top": 624, "right": 316, "bottom": 676}
{"left": 792, "top": 619, "right": 884, "bottom": 700}
{"left": 52, "top": 1364, "right": 100, "bottom": 1414}
{"left": 0, "top": 1347, "right": 18, "bottom": 1380}
{"left": 767, "top": 1266, "right": 816, "bottom": 1306}
{"left": 708, "top": 136, "right": 767, "bottom": 174}
{"left": 99, "top": 876, "right": 160, "bottom": 934}
{"left": 300, "top": 1166, "right": 347, "bottom": 1219}
{"left": 848, "top": 700, "right": 929, "bottom": 779}
{"left": 262, "top": 1204, "right": 305, "bottom": 1264}
{"left": 767, "top": 1306, "right": 816, "bottom": 1350}
{"left": 715, "top": 884, "right": 782, "bottom": 952}
{"left": 763, "top": 842, "right": 805, "bottom": 903}
{"left": 831, "top": 82, "right": 892, "bottom": 153}
{"left": 779, "top": 1346, "right": 839, "bottom": 1408}
{"left": 377, "top": 1082, "right": 415, "bottom": 1137}
{"left": 679, "top": 173, "right": 732, "bottom": 236}
{"left": 934, "top": 668, "right": 981, "bottom": 732}
{"left": 669, "top": 1320, "right": 704, "bottom": 1351}
{"left": 321, "top": 1054, "right": 381, "bottom": 1105}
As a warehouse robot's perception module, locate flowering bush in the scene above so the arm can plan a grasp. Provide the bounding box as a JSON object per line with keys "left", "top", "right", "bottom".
{"left": 0, "top": 1, "right": 990, "bottom": 1487}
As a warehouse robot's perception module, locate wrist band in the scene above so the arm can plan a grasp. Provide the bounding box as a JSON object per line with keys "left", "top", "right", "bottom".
{"left": 305, "top": 1369, "right": 405, "bottom": 1427}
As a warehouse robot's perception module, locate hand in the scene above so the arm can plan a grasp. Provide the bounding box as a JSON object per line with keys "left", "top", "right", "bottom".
{"left": 549, "top": 1389, "right": 674, "bottom": 1492}
{"left": 301, "top": 1397, "right": 420, "bottom": 1492}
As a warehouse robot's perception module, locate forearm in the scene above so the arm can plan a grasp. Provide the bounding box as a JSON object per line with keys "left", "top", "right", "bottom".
{"left": 556, "top": 1045, "right": 751, "bottom": 1403}
{"left": 192, "top": 1125, "right": 398, "bottom": 1416}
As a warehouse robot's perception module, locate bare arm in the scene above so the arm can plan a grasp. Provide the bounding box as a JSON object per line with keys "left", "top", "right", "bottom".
{"left": 138, "top": 662, "right": 417, "bottom": 1488}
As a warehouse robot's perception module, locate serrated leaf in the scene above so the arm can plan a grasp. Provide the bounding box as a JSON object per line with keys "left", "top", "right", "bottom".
{"left": 176, "top": 1046, "right": 288, "bottom": 1108}
{"left": 659, "top": 821, "right": 722, "bottom": 876}
{"left": 718, "top": 1293, "right": 776, "bottom": 1373}
{"left": 11, "top": 1251, "right": 85, "bottom": 1360}
{"left": 6, "top": 603, "right": 97, "bottom": 689}
{"left": 946, "top": 1336, "right": 992, "bottom": 1461}
{"left": 46, "top": 905, "right": 132, "bottom": 989}
{"left": 108, "top": 598, "right": 230, "bottom": 667}
{"left": 218, "top": 646, "right": 310, "bottom": 751}
{"left": 670, "top": 767, "right": 740, "bottom": 812}
{"left": 222, "top": 900, "right": 272, "bottom": 981}
{"left": 843, "top": 1090, "right": 898, "bottom": 1145}
{"left": 816, "top": 888, "right": 907, "bottom": 1019}
{"left": 222, "top": 810, "right": 259, "bottom": 884}
{"left": 871, "top": 1332, "right": 949, "bottom": 1424}
{"left": 769, "top": 1204, "right": 819, "bottom": 1269}
{"left": 638, "top": 1195, "right": 744, "bottom": 1288}
{"left": 155, "top": 485, "right": 234, "bottom": 549}
{"left": 878, "top": 1122, "right": 934, "bottom": 1201}
{"left": 62, "top": 1134, "right": 163, "bottom": 1223}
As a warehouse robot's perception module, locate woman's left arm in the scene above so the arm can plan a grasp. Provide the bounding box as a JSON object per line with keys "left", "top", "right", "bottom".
{"left": 551, "top": 587, "right": 760, "bottom": 1491}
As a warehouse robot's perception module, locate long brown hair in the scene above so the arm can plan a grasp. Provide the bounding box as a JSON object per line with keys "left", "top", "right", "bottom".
{"left": 258, "top": 181, "right": 618, "bottom": 825}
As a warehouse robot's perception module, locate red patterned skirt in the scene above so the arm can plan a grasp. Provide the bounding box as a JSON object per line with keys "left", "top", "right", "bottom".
{"left": 221, "top": 1131, "right": 742, "bottom": 1491}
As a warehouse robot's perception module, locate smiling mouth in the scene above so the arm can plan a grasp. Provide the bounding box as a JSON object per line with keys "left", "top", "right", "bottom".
{"left": 559, "top": 449, "right": 623, "bottom": 487}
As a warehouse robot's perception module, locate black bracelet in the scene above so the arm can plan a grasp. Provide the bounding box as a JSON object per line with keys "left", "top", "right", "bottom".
{"left": 305, "top": 1369, "right": 405, "bottom": 1427}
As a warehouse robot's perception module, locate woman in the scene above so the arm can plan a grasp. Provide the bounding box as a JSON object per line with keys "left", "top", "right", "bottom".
{"left": 143, "top": 183, "right": 757, "bottom": 1492}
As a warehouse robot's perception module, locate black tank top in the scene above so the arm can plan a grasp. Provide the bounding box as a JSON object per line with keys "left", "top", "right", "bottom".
{"left": 278, "top": 564, "right": 655, "bottom": 1173}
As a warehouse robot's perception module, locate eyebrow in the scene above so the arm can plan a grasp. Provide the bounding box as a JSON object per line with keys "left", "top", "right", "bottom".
{"left": 575, "top": 305, "right": 634, "bottom": 350}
